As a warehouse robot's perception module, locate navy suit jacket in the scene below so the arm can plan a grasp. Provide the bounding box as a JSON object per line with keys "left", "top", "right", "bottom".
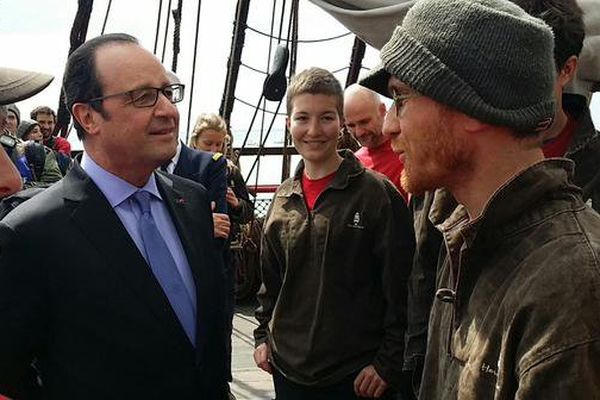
{"left": 174, "top": 143, "right": 228, "bottom": 213}
{"left": 0, "top": 164, "right": 227, "bottom": 400}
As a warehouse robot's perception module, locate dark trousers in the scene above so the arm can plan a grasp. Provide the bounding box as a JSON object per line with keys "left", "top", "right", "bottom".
{"left": 224, "top": 249, "right": 236, "bottom": 382}
{"left": 273, "top": 369, "right": 396, "bottom": 400}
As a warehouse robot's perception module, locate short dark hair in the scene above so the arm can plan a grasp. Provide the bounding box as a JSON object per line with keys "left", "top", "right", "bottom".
{"left": 286, "top": 67, "right": 343, "bottom": 118}
{"left": 62, "top": 33, "right": 139, "bottom": 140}
{"left": 511, "top": 0, "right": 585, "bottom": 70}
{"left": 30, "top": 106, "right": 56, "bottom": 122}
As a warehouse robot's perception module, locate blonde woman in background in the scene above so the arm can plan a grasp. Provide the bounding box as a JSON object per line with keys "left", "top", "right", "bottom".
{"left": 190, "top": 113, "right": 254, "bottom": 400}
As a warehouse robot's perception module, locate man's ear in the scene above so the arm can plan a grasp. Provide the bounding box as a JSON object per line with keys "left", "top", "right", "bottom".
{"left": 286, "top": 116, "right": 291, "bottom": 131}
{"left": 378, "top": 102, "right": 386, "bottom": 118}
{"left": 71, "top": 103, "right": 100, "bottom": 136}
{"left": 558, "top": 56, "right": 578, "bottom": 88}
{"left": 460, "top": 113, "right": 487, "bottom": 134}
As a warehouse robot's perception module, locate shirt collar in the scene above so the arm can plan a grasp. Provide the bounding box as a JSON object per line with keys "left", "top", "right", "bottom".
{"left": 164, "top": 141, "right": 183, "bottom": 174}
{"left": 81, "top": 152, "right": 163, "bottom": 208}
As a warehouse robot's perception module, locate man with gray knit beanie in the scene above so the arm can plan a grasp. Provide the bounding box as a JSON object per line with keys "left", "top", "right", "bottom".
{"left": 361, "top": 0, "right": 600, "bottom": 398}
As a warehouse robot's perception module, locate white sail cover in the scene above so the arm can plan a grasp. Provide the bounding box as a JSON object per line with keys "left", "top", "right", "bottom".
{"left": 309, "top": 0, "right": 600, "bottom": 99}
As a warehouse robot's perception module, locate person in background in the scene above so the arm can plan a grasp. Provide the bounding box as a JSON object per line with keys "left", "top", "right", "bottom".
{"left": 0, "top": 66, "right": 54, "bottom": 198}
{"left": 15, "top": 119, "right": 63, "bottom": 185}
{"left": 189, "top": 112, "right": 254, "bottom": 400}
{"left": 5, "top": 104, "right": 19, "bottom": 136}
{"left": 16, "top": 119, "right": 43, "bottom": 142}
{"left": 189, "top": 113, "right": 254, "bottom": 228}
{"left": 360, "top": 0, "right": 600, "bottom": 397}
{"left": 31, "top": 105, "right": 72, "bottom": 176}
{"left": 344, "top": 83, "right": 407, "bottom": 200}
{"left": 30, "top": 105, "right": 71, "bottom": 157}
{"left": 0, "top": 105, "right": 24, "bottom": 198}
{"left": 254, "top": 67, "right": 414, "bottom": 400}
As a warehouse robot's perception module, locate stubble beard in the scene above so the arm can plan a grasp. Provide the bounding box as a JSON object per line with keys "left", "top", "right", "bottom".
{"left": 400, "top": 125, "right": 472, "bottom": 196}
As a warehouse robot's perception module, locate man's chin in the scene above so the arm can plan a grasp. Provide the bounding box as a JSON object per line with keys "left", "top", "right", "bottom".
{"left": 400, "top": 171, "right": 439, "bottom": 197}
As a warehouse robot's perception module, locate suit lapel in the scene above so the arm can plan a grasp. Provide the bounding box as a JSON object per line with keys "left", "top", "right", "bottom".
{"left": 65, "top": 165, "right": 192, "bottom": 351}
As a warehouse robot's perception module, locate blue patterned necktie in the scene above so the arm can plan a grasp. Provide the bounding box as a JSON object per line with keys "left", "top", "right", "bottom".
{"left": 131, "top": 190, "right": 196, "bottom": 346}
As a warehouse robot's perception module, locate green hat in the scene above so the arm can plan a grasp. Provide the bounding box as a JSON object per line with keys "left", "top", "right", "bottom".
{"left": 360, "top": 0, "right": 556, "bottom": 134}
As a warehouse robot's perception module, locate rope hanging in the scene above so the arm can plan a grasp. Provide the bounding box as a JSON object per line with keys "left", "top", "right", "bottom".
{"left": 101, "top": 0, "right": 112, "bottom": 34}
{"left": 236, "top": 0, "right": 279, "bottom": 154}
{"left": 234, "top": 96, "right": 286, "bottom": 115}
{"left": 218, "top": 0, "right": 251, "bottom": 123}
{"left": 161, "top": 0, "right": 173, "bottom": 63}
{"left": 171, "top": 0, "right": 183, "bottom": 72}
{"left": 56, "top": 0, "right": 94, "bottom": 138}
{"left": 153, "top": 0, "right": 164, "bottom": 54}
{"left": 184, "top": 0, "right": 203, "bottom": 142}
{"left": 281, "top": 0, "right": 299, "bottom": 181}
{"left": 245, "top": 25, "right": 352, "bottom": 43}
{"left": 253, "top": 0, "right": 286, "bottom": 192}
{"left": 240, "top": 62, "right": 269, "bottom": 75}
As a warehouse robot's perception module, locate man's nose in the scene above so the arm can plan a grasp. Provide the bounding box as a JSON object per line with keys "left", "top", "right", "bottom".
{"left": 154, "top": 93, "right": 179, "bottom": 117}
{"left": 382, "top": 112, "right": 400, "bottom": 139}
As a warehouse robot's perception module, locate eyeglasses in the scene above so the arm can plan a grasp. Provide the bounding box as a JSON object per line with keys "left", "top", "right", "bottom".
{"left": 86, "top": 83, "right": 185, "bottom": 108}
{"left": 389, "top": 89, "right": 419, "bottom": 117}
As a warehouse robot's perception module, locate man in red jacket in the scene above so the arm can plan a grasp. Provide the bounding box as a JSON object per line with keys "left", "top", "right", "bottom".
{"left": 344, "top": 83, "right": 407, "bottom": 200}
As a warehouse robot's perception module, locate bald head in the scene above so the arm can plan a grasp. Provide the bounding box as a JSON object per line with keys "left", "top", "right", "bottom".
{"left": 344, "top": 84, "right": 387, "bottom": 148}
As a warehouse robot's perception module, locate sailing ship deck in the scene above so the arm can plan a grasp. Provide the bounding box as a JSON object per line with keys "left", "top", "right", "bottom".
{"left": 231, "top": 303, "right": 275, "bottom": 400}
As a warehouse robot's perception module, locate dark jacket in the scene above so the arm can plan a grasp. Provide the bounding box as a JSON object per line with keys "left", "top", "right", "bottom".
{"left": 227, "top": 161, "right": 254, "bottom": 226}
{"left": 420, "top": 160, "right": 600, "bottom": 399}
{"left": 254, "top": 150, "right": 414, "bottom": 388}
{"left": 405, "top": 94, "right": 600, "bottom": 392}
{"left": 0, "top": 164, "right": 228, "bottom": 400}
{"left": 173, "top": 143, "right": 228, "bottom": 213}
{"left": 563, "top": 94, "right": 600, "bottom": 211}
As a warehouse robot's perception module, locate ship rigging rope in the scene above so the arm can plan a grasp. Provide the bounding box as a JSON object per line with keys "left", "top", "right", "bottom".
{"left": 254, "top": 0, "right": 287, "bottom": 191}
{"left": 153, "top": 0, "right": 164, "bottom": 54}
{"left": 171, "top": 0, "right": 183, "bottom": 72}
{"left": 240, "top": 62, "right": 268, "bottom": 75}
{"left": 161, "top": 0, "right": 174, "bottom": 62}
{"left": 185, "top": 0, "right": 203, "bottom": 141}
{"left": 101, "top": 0, "right": 113, "bottom": 35}
{"left": 235, "top": 96, "right": 286, "bottom": 115}
{"left": 245, "top": 25, "right": 352, "bottom": 43}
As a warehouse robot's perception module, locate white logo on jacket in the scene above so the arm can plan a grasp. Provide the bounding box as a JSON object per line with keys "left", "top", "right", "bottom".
{"left": 348, "top": 212, "right": 365, "bottom": 230}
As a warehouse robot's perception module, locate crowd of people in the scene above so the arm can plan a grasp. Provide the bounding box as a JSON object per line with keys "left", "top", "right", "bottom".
{"left": 0, "top": 0, "right": 599, "bottom": 399}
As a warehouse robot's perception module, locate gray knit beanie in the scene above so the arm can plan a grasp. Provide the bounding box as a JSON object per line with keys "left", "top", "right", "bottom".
{"left": 17, "top": 119, "right": 39, "bottom": 140}
{"left": 360, "top": 0, "right": 556, "bottom": 134}
{"left": 6, "top": 103, "right": 20, "bottom": 126}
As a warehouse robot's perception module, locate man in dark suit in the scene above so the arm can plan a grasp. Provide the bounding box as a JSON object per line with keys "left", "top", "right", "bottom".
{"left": 0, "top": 33, "right": 227, "bottom": 400}
{"left": 164, "top": 141, "right": 230, "bottom": 239}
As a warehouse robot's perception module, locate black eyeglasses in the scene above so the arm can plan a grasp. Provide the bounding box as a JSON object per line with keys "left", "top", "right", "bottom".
{"left": 86, "top": 83, "right": 185, "bottom": 108}
{"left": 389, "top": 88, "right": 419, "bottom": 117}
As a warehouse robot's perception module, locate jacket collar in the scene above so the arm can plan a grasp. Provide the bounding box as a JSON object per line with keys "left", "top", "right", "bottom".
{"left": 430, "top": 159, "right": 581, "bottom": 248}
{"left": 564, "top": 94, "right": 598, "bottom": 156}
{"left": 277, "top": 149, "right": 365, "bottom": 197}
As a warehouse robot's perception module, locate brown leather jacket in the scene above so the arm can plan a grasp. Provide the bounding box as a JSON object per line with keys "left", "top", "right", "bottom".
{"left": 254, "top": 150, "right": 414, "bottom": 388}
{"left": 405, "top": 95, "right": 600, "bottom": 395}
{"left": 420, "top": 160, "right": 600, "bottom": 399}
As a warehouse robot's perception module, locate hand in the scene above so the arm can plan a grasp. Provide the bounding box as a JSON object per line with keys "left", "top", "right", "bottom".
{"left": 253, "top": 343, "right": 272, "bottom": 374}
{"left": 354, "top": 365, "right": 388, "bottom": 398}
{"left": 226, "top": 188, "right": 240, "bottom": 209}
{"left": 213, "top": 212, "right": 231, "bottom": 239}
